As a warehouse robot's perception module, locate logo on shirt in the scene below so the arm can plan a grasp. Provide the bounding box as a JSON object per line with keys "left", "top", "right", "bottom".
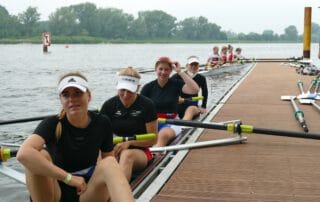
{"left": 130, "top": 110, "right": 142, "bottom": 117}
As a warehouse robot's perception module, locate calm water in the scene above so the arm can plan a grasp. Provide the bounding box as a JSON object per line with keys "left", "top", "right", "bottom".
{"left": 0, "top": 43, "right": 319, "bottom": 201}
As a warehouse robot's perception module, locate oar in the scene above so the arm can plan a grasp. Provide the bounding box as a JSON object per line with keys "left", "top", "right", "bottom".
{"left": 299, "top": 99, "right": 320, "bottom": 111}
{"left": 180, "top": 96, "right": 203, "bottom": 103}
{"left": 297, "top": 80, "right": 305, "bottom": 95}
{"left": 113, "top": 133, "right": 156, "bottom": 144}
{"left": 0, "top": 147, "right": 17, "bottom": 162}
{"left": 150, "top": 136, "right": 247, "bottom": 152}
{"left": 0, "top": 134, "right": 156, "bottom": 161}
{"left": 0, "top": 109, "right": 99, "bottom": 125}
{"left": 280, "top": 96, "right": 309, "bottom": 132}
{"left": 138, "top": 64, "right": 206, "bottom": 74}
{"left": 158, "top": 118, "right": 320, "bottom": 139}
{"left": 306, "top": 79, "right": 316, "bottom": 94}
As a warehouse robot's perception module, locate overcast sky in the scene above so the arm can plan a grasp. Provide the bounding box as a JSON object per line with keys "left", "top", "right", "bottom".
{"left": 0, "top": 0, "right": 319, "bottom": 34}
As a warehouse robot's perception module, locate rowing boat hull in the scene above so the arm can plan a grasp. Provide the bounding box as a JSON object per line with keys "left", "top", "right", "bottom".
{"left": 199, "top": 63, "right": 250, "bottom": 76}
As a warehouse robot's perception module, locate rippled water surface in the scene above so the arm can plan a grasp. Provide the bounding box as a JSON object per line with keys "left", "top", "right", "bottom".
{"left": 0, "top": 43, "right": 319, "bottom": 201}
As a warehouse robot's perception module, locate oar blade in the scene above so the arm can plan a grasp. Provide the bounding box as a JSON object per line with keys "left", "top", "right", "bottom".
{"left": 280, "top": 95, "right": 296, "bottom": 101}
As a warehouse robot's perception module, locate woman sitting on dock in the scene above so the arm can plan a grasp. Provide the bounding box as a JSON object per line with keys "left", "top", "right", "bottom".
{"left": 141, "top": 57, "right": 199, "bottom": 147}
{"left": 100, "top": 67, "right": 157, "bottom": 182}
{"left": 172, "top": 56, "right": 208, "bottom": 120}
{"left": 17, "top": 72, "right": 133, "bottom": 202}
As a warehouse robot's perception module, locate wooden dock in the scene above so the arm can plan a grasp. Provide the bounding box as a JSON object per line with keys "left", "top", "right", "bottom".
{"left": 151, "top": 62, "right": 320, "bottom": 201}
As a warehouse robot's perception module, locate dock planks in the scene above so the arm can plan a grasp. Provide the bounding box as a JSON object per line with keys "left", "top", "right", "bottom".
{"left": 151, "top": 62, "right": 320, "bottom": 201}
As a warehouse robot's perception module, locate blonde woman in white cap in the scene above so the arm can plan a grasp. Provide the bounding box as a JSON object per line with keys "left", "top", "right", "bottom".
{"left": 100, "top": 67, "right": 157, "bottom": 182}
{"left": 17, "top": 71, "right": 133, "bottom": 202}
{"left": 172, "top": 56, "right": 208, "bottom": 120}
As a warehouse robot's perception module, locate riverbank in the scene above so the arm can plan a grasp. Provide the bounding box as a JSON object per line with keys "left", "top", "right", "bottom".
{"left": 0, "top": 36, "right": 302, "bottom": 44}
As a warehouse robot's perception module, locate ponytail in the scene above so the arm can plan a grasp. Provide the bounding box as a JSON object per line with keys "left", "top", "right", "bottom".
{"left": 55, "top": 109, "right": 66, "bottom": 141}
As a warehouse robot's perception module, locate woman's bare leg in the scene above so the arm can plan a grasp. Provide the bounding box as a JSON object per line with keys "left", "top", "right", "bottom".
{"left": 80, "top": 156, "right": 134, "bottom": 202}
{"left": 26, "top": 150, "right": 61, "bottom": 202}
{"left": 154, "top": 127, "right": 176, "bottom": 147}
{"left": 119, "top": 149, "right": 148, "bottom": 181}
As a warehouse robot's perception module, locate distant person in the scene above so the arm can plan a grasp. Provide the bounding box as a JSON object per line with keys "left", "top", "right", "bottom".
{"left": 234, "top": 47, "right": 244, "bottom": 60}
{"left": 100, "top": 66, "right": 157, "bottom": 182}
{"left": 141, "top": 57, "right": 199, "bottom": 147}
{"left": 17, "top": 72, "right": 133, "bottom": 202}
{"left": 207, "top": 46, "right": 220, "bottom": 69}
{"left": 172, "top": 56, "right": 208, "bottom": 120}
{"left": 220, "top": 46, "right": 228, "bottom": 65}
{"left": 227, "top": 44, "right": 234, "bottom": 63}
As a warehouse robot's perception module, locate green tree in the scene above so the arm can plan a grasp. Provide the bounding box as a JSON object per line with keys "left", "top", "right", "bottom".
{"left": 137, "top": 10, "right": 176, "bottom": 38}
{"left": 0, "top": 5, "right": 21, "bottom": 37}
{"left": 262, "top": 30, "right": 274, "bottom": 41}
{"left": 49, "top": 7, "right": 80, "bottom": 35}
{"left": 311, "top": 22, "right": 320, "bottom": 42}
{"left": 94, "top": 8, "right": 133, "bottom": 39}
{"left": 71, "top": 3, "right": 97, "bottom": 35}
{"left": 283, "top": 25, "right": 298, "bottom": 41}
{"left": 18, "top": 7, "right": 40, "bottom": 36}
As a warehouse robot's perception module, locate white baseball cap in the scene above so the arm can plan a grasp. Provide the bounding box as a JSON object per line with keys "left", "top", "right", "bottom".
{"left": 58, "top": 76, "right": 89, "bottom": 94}
{"left": 187, "top": 56, "right": 200, "bottom": 64}
{"left": 116, "top": 75, "right": 139, "bottom": 93}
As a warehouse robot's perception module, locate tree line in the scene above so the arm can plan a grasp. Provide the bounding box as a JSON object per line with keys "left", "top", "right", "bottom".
{"left": 1, "top": 3, "right": 320, "bottom": 43}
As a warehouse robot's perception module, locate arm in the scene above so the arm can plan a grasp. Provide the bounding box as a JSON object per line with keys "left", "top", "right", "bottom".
{"left": 17, "top": 134, "right": 69, "bottom": 182}
{"left": 172, "top": 62, "right": 199, "bottom": 94}
{"left": 200, "top": 76, "right": 208, "bottom": 109}
{"left": 126, "top": 120, "right": 157, "bottom": 147}
{"left": 180, "top": 71, "right": 199, "bottom": 94}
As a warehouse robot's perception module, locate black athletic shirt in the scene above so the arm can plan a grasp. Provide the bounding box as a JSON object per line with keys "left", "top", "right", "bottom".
{"left": 34, "top": 111, "right": 113, "bottom": 172}
{"left": 171, "top": 72, "right": 208, "bottom": 108}
{"left": 100, "top": 95, "right": 157, "bottom": 137}
{"left": 140, "top": 78, "right": 184, "bottom": 113}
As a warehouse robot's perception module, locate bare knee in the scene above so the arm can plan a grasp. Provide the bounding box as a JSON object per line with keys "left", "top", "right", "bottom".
{"left": 119, "top": 150, "right": 134, "bottom": 165}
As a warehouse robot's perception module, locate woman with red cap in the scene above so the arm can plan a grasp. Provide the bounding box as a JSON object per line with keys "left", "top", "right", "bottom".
{"left": 141, "top": 57, "right": 199, "bottom": 147}
{"left": 17, "top": 71, "right": 133, "bottom": 202}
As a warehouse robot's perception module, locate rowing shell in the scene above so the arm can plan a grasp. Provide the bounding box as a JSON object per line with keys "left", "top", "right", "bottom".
{"left": 199, "top": 63, "right": 250, "bottom": 76}
{"left": 0, "top": 162, "right": 25, "bottom": 184}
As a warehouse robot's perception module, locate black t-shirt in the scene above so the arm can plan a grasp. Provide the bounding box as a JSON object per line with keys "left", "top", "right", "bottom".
{"left": 34, "top": 111, "right": 113, "bottom": 172}
{"left": 100, "top": 95, "right": 157, "bottom": 137}
{"left": 140, "top": 78, "right": 184, "bottom": 113}
{"left": 171, "top": 72, "right": 208, "bottom": 108}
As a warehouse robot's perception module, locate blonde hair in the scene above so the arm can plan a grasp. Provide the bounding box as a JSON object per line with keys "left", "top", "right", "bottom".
{"left": 55, "top": 71, "right": 89, "bottom": 141}
{"left": 118, "top": 66, "right": 141, "bottom": 79}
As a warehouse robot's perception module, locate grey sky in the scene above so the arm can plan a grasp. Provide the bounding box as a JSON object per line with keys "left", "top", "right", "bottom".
{"left": 0, "top": 0, "right": 319, "bottom": 34}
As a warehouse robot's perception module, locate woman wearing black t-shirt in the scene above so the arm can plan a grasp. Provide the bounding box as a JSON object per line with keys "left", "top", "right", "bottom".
{"left": 100, "top": 67, "right": 157, "bottom": 181}
{"left": 17, "top": 72, "right": 133, "bottom": 202}
{"left": 141, "top": 57, "right": 199, "bottom": 147}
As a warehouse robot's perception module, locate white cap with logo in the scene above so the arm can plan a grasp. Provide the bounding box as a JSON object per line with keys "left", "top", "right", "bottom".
{"left": 116, "top": 75, "right": 140, "bottom": 93}
{"left": 58, "top": 76, "right": 89, "bottom": 94}
{"left": 187, "top": 56, "right": 200, "bottom": 64}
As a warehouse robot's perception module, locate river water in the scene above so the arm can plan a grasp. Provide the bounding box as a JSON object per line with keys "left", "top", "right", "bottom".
{"left": 0, "top": 43, "right": 319, "bottom": 201}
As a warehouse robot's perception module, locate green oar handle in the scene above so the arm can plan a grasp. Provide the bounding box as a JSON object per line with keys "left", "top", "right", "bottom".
{"left": 181, "top": 96, "right": 204, "bottom": 102}
{"left": 0, "top": 147, "right": 18, "bottom": 162}
{"left": 113, "top": 133, "right": 156, "bottom": 144}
